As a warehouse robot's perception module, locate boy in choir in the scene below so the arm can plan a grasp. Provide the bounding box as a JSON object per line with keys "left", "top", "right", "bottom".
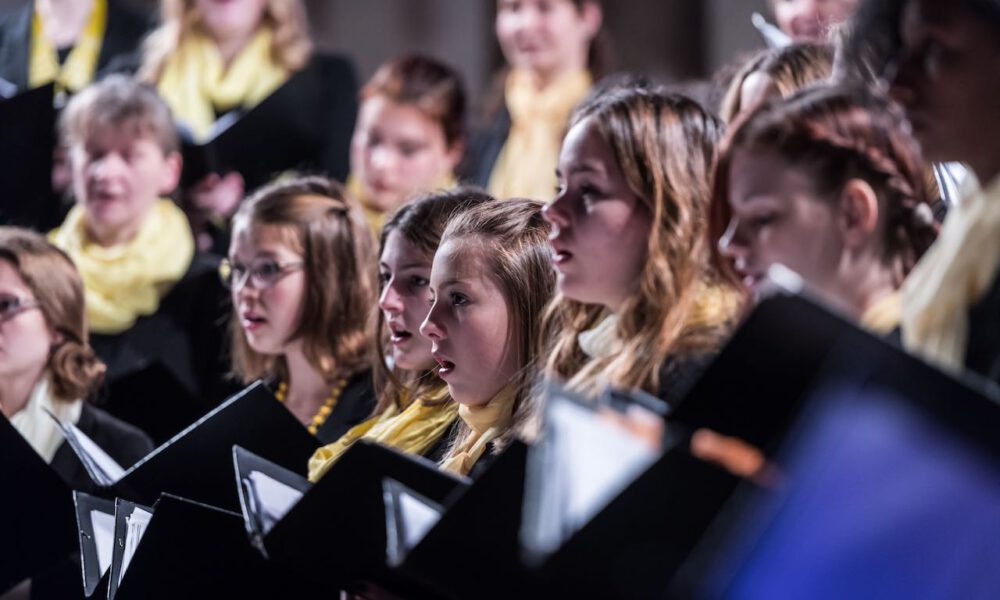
{"left": 225, "top": 176, "right": 378, "bottom": 444}
{"left": 712, "top": 85, "right": 938, "bottom": 334}
{"left": 49, "top": 75, "right": 231, "bottom": 443}
{"left": 308, "top": 188, "right": 494, "bottom": 481}
{"left": 348, "top": 55, "right": 468, "bottom": 233}
{"left": 541, "top": 85, "right": 740, "bottom": 408}
{"left": 421, "top": 199, "right": 556, "bottom": 476}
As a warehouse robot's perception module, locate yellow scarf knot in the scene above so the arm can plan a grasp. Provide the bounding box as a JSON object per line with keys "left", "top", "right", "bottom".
{"left": 157, "top": 28, "right": 289, "bottom": 141}
{"left": 307, "top": 385, "right": 458, "bottom": 482}
{"left": 29, "top": 0, "right": 107, "bottom": 95}
{"left": 50, "top": 200, "right": 194, "bottom": 334}
{"left": 440, "top": 384, "right": 518, "bottom": 476}
{"left": 487, "top": 69, "right": 592, "bottom": 201}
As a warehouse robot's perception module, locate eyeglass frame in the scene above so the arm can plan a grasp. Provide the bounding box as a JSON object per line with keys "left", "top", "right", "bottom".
{"left": 0, "top": 294, "right": 42, "bottom": 323}
{"left": 218, "top": 258, "right": 305, "bottom": 291}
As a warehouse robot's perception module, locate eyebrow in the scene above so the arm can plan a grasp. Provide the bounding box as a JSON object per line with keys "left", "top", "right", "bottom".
{"left": 568, "top": 163, "right": 604, "bottom": 176}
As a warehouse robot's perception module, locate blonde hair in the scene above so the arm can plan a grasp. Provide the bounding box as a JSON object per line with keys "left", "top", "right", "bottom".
{"left": 542, "top": 87, "right": 740, "bottom": 397}
{"left": 229, "top": 176, "right": 376, "bottom": 385}
{"left": 139, "top": 0, "right": 313, "bottom": 82}
{"left": 0, "top": 227, "right": 106, "bottom": 401}
{"left": 719, "top": 43, "right": 834, "bottom": 123}
{"left": 438, "top": 199, "right": 555, "bottom": 458}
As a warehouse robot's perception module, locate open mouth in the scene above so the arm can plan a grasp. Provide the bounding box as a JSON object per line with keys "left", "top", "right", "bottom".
{"left": 241, "top": 311, "right": 267, "bottom": 331}
{"left": 433, "top": 354, "right": 456, "bottom": 377}
{"left": 388, "top": 322, "right": 413, "bottom": 344}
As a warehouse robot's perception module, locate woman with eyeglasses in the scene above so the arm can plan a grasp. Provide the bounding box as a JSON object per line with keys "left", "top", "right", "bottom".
{"left": 223, "top": 175, "right": 378, "bottom": 443}
{"left": 0, "top": 227, "right": 152, "bottom": 479}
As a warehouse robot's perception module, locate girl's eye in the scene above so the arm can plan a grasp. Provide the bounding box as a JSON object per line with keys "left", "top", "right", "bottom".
{"left": 410, "top": 276, "right": 429, "bottom": 288}
{"left": 750, "top": 213, "right": 777, "bottom": 229}
{"left": 450, "top": 292, "right": 470, "bottom": 307}
{"left": 378, "top": 272, "right": 391, "bottom": 285}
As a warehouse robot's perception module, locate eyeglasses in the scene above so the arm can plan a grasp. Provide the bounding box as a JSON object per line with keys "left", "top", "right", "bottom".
{"left": 219, "top": 258, "right": 304, "bottom": 291}
{"left": 0, "top": 294, "right": 41, "bottom": 322}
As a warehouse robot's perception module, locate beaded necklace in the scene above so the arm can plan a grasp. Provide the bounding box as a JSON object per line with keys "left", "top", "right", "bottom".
{"left": 274, "top": 378, "right": 348, "bottom": 435}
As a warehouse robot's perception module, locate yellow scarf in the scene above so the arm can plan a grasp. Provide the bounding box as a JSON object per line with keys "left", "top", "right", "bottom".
{"left": 307, "top": 386, "right": 458, "bottom": 482}
{"left": 440, "top": 384, "right": 517, "bottom": 477}
{"left": 487, "top": 69, "right": 592, "bottom": 201}
{"left": 901, "top": 175, "right": 1000, "bottom": 372}
{"left": 347, "top": 172, "right": 458, "bottom": 235}
{"left": 50, "top": 200, "right": 194, "bottom": 335}
{"left": 29, "top": 0, "right": 106, "bottom": 94}
{"left": 860, "top": 291, "right": 901, "bottom": 336}
{"left": 157, "top": 29, "right": 288, "bottom": 141}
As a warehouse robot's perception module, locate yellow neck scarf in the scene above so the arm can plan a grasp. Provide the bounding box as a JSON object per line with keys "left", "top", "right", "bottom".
{"left": 860, "top": 291, "right": 901, "bottom": 336}
{"left": 307, "top": 386, "right": 458, "bottom": 482}
{"left": 487, "top": 69, "right": 591, "bottom": 201}
{"left": 29, "top": 0, "right": 106, "bottom": 94}
{"left": 157, "top": 28, "right": 288, "bottom": 141}
{"left": 49, "top": 200, "right": 195, "bottom": 335}
{"left": 901, "top": 175, "right": 1000, "bottom": 372}
{"left": 440, "top": 384, "right": 517, "bottom": 477}
{"left": 347, "top": 172, "right": 458, "bottom": 236}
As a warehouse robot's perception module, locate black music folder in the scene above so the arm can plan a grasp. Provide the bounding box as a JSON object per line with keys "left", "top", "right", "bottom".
{"left": 105, "top": 493, "right": 302, "bottom": 600}
{"left": 52, "top": 381, "right": 319, "bottom": 512}
{"left": 676, "top": 325, "right": 1000, "bottom": 598}
{"left": 179, "top": 67, "right": 325, "bottom": 190}
{"left": 382, "top": 440, "right": 530, "bottom": 600}
{"left": 233, "top": 440, "right": 466, "bottom": 592}
{"left": 73, "top": 492, "right": 115, "bottom": 597}
{"left": 0, "top": 415, "right": 77, "bottom": 594}
{"left": 0, "top": 82, "right": 58, "bottom": 230}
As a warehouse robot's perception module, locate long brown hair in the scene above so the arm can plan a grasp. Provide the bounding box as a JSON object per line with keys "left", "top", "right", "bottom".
{"left": 370, "top": 187, "right": 495, "bottom": 416}
{"left": 0, "top": 227, "right": 105, "bottom": 401}
{"left": 438, "top": 199, "right": 555, "bottom": 457}
{"left": 709, "top": 84, "right": 937, "bottom": 289}
{"left": 229, "top": 176, "right": 376, "bottom": 384}
{"left": 542, "top": 86, "right": 740, "bottom": 396}
{"left": 139, "top": 0, "right": 313, "bottom": 82}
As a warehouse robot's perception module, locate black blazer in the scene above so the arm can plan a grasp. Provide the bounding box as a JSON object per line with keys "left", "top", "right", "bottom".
{"left": 0, "top": 0, "right": 153, "bottom": 95}
{"left": 313, "top": 369, "right": 376, "bottom": 445}
{"left": 48, "top": 402, "right": 154, "bottom": 494}
{"left": 90, "top": 252, "right": 236, "bottom": 445}
{"left": 657, "top": 353, "right": 715, "bottom": 413}
{"left": 964, "top": 271, "right": 1000, "bottom": 386}
{"left": 459, "top": 103, "right": 511, "bottom": 189}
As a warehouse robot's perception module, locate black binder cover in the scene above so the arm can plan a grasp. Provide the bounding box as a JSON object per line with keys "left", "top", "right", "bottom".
{"left": 67, "top": 381, "right": 320, "bottom": 512}
{"left": 677, "top": 334, "right": 1000, "bottom": 598}
{"left": 179, "top": 67, "right": 324, "bottom": 190}
{"left": 0, "top": 416, "right": 77, "bottom": 594}
{"left": 237, "top": 440, "right": 465, "bottom": 590}
{"left": 107, "top": 498, "right": 153, "bottom": 600}
{"left": 0, "top": 83, "right": 57, "bottom": 230}
{"left": 73, "top": 491, "right": 115, "bottom": 597}
{"left": 386, "top": 441, "right": 530, "bottom": 600}
{"left": 108, "top": 494, "right": 302, "bottom": 600}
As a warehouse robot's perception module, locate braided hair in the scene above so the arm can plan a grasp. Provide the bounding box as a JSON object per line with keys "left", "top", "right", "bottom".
{"left": 710, "top": 83, "right": 937, "bottom": 287}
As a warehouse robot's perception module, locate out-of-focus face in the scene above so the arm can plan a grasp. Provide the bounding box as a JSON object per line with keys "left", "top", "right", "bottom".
{"left": 771, "top": 0, "right": 858, "bottom": 42}
{"left": 195, "top": 0, "right": 269, "bottom": 43}
{"left": 544, "top": 116, "right": 651, "bottom": 312}
{"left": 0, "top": 260, "right": 55, "bottom": 402}
{"left": 718, "top": 148, "right": 845, "bottom": 299}
{"left": 420, "top": 238, "right": 517, "bottom": 407}
{"left": 495, "top": 0, "right": 600, "bottom": 80}
{"left": 351, "top": 96, "right": 460, "bottom": 214}
{"left": 70, "top": 126, "right": 180, "bottom": 247}
{"left": 890, "top": 0, "right": 1000, "bottom": 181}
{"left": 228, "top": 224, "right": 306, "bottom": 356}
{"left": 378, "top": 230, "right": 436, "bottom": 372}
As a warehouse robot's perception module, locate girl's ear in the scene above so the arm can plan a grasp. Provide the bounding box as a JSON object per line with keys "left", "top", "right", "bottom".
{"left": 836, "top": 178, "right": 880, "bottom": 250}
{"left": 580, "top": 1, "right": 603, "bottom": 39}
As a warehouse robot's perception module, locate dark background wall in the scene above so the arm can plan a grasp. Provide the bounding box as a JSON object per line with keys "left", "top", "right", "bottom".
{"left": 0, "top": 0, "right": 771, "bottom": 104}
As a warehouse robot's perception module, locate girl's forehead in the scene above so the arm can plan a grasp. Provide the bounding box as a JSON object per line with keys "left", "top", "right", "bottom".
{"left": 230, "top": 222, "right": 303, "bottom": 257}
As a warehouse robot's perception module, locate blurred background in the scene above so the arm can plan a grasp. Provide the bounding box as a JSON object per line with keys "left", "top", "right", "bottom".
{"left": 0, "top": 0, "right": 771, "bottom": 105}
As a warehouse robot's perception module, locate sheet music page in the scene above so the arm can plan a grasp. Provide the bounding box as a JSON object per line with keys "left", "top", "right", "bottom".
{"left": 119, "top": 507, "right": 153, "bottom": 585}
{"left": 550, "top": 398, "right": 658, "bottom": 532}
{"left": 66, "top": 421, "right": 127, "bottom": 484}
{"left": 399, "top": 493, "right": 443, "bottom": 550}
{"left": 90, "top": 509, "right": 115, "bottom": 574}
{"left": 249, "top": 470, "right": 304, "bottom": 533}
